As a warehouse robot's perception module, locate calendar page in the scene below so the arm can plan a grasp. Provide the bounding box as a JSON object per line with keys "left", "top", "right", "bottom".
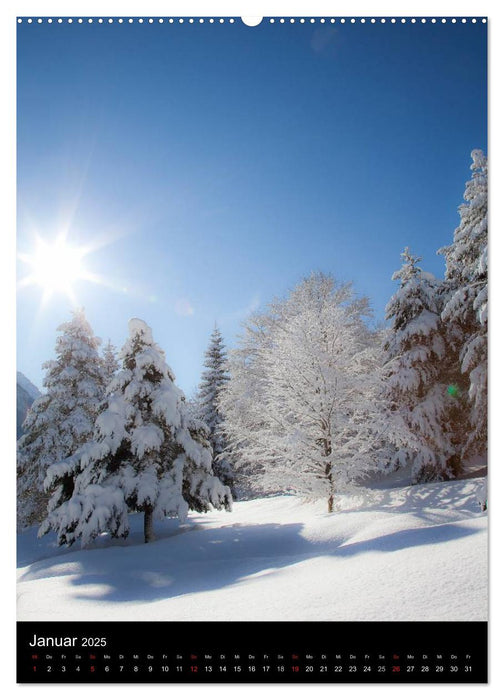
{"left": 16, "top": 10, "right": 488, "bottom": 684}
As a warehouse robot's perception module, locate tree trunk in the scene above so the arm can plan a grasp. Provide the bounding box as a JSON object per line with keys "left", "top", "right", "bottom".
{"left": 144, "top": 506, "right": 154, "bottom": 543}
{"left": 327, "top": 494, "right": 334, "bottom": 513}
{"left": 323, "top": 433, "right": 334, "bottom": 514}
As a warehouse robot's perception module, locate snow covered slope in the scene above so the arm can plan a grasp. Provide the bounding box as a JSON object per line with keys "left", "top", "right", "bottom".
{"left": 16, "top": 371, "right": 41, "bottom": 438}
{"left": 17, "top": 476, "right": 487, "bottom": 622}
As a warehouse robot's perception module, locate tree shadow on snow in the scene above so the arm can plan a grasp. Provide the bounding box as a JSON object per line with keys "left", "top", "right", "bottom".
{"left": 19, "top": 518, "right": 479, "bottom": 606}
{"left": 335, "top": 480, "right": 484, "bottom": 522}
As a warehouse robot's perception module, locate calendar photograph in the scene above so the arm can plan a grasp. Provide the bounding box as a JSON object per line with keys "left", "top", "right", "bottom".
{"left": 16, "top": 12, "right": 488, "bottom": 683}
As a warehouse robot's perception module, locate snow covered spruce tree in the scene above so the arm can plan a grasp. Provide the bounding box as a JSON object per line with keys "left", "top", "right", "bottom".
{"left": 438, "top": 150, "right": 488, "bottom": 458}
{"left": 102, "top": 339, "right": 119, "bottom": 386}
{"left": 17, "top": 309, "right": 107, "bottom": 529}
{"left": 221, "top": 273, "right": 393, "bottom": 512}
{"left": 195, "top": 326, "right": 235, "bottom": 495}
{"left": 41, "top": 318, "right": 232, "bottom": 546}
{"left": 383, "top": 248, "right": 465, "bottom": 483}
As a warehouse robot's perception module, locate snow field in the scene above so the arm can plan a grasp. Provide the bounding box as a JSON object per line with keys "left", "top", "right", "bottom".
{"left": 17, "top": 475, "right": 487, "bottom": 622}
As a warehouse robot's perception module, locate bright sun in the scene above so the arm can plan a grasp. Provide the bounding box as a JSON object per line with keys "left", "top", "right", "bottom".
{"left": 18, "top": 234, "right": 90, "bottom": 302}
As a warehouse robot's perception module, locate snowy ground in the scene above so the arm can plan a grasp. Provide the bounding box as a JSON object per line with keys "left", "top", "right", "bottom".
{"left": 17, "top": 472, "right": 487, "bottom": 622}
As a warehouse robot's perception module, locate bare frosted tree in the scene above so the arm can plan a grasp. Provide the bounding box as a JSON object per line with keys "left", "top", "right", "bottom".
{"left": 221, "top": 273, "right": 394, "bottom": 511}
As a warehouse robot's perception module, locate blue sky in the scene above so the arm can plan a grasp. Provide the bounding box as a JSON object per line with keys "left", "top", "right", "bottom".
{"left": 17, "top": 17, "right": 487, "bottom": 395}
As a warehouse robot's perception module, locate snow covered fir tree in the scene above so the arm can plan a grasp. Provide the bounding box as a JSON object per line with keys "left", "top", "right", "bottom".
{"left": 17, "top": 309, "right": 107, "bottom": 529}
{"left": 438, "top": 149, "right": 488, "bottom": 460}
{"left": 102, "top": 339, "right": 119, "bottom": 385}
{"left": 39, "top": 318, "right": 232, "bottom": 546}
{"left": 383, "top": 150, "right": 488, "bottom": 482}
{"left": 195, "top": 326, "right": 235, "bottom": 496}
{"left": 383, "top": 248, "right": 465, "bottom": 483}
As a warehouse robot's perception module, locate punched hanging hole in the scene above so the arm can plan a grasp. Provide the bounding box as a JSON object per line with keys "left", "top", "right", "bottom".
{"left": 241, "top": 17, "right": 263, "bottom": 27}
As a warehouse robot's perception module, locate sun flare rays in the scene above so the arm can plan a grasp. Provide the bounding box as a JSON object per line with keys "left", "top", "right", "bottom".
{"left": 18, "top": 233, "right": 95, "bottom": 305}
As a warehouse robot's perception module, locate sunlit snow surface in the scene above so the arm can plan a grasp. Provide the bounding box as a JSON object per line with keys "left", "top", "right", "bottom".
{"left": 17, "top": 472, "right": 487, "bottom": 622}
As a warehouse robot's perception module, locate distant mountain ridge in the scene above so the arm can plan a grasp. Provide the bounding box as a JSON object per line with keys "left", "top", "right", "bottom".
{"left": 17, "top": 372, "right": 41, "bottom": 439}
